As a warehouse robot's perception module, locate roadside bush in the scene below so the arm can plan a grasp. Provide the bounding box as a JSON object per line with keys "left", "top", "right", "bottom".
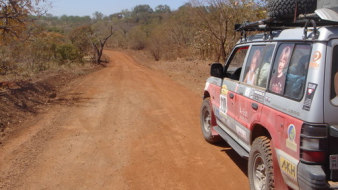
{"left": 69, "top": 25, "right": 92, "bottom": 57}
{"left": 56, "top": 44, "right": 82, "bottom": 64}
{"left": 128, "top": 27, "right": 147, "bottom": 50}
{"left": 129, "top": 38, "right": 146, "bottom": 50}
{"left": 0, "top": 47, "right": 13, "bottom": 75}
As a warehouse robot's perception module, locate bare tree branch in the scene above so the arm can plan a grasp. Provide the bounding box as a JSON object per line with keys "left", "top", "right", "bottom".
{"left": 88, "top": 25, "right": 115, "bottom": 65}
{"left": 0, "top": 0, "right": 50, "bottom": 43}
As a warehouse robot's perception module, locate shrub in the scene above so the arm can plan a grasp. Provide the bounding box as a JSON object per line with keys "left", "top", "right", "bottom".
{"left": 56, "top": 44, "right": 82, "bottom": 64}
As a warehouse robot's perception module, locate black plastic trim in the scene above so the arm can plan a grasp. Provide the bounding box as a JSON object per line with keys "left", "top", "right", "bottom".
{"left": 300, "top": 134, "right": 327, "bottom": 139}
{"left": 298, "top": 162, "right": 330, "bottom": 189}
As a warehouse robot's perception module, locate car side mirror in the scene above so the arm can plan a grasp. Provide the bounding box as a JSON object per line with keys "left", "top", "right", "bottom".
{"left": 210, "top": 63, "right": 223, "bottom": 78}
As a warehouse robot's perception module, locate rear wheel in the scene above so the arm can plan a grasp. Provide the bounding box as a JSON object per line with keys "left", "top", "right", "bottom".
{"left": 248, "top": 136, "right": 274, "bottom": 190}
{"left": 268, "top": 0, "right": 316, "bottom": 19}
{"left": 200, "top": 98, "right": 222, "bottom": 144}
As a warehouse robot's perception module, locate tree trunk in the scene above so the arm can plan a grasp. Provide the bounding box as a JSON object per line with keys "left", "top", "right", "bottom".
{"left": 90, "top": 26, "right": 115, "bottom": 65}
{"left": 220, "top": 41, "right": 226, "bottom": 63}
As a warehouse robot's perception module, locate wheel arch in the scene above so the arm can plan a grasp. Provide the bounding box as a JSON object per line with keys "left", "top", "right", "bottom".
{"left": 200, "top": 95, "right": 222, "bottom": 143}
{"left": 203, "top": 90, "right": 210, "bottom": 99}
{"left": 202, "top": 90, "right": 220, "bottom": 137}
{"left": 249, "top": 124, "right": 288, "bottom": 189}
{"left": 250, "top": 124, "right": 271, "bottom": 145}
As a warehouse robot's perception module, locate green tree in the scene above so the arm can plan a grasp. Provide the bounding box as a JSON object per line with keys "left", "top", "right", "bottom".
{"left": 155, "top": 5, "right": 171, "bottom": 13}
{"left": 93, "top": 11, "right": 104, "bottom": 21}
{"left": 121, "top": 9, "right": 132, "bottom": 18}
{"left": 132, "top": 5, "right": 154, "bottom": 15}
{"left": 131, "top": 4, "right": 154, "bottom": 23}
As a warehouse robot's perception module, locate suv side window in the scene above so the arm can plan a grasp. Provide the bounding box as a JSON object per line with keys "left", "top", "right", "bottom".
{"left": 242, "top": 46, "right": 264, "bottom": 86}
{"left": 225, "top": 46, "right": 249, "bottom": 80}
{"left": 269, "top": 44, "right": 294, "bottom": 94}
{"left": 269, "top": 44, "right": 311, "bottom": 99}
{"left": 257, "top": 45, "right": 275, "bottom": 88}
{"left": 242, "top": 45, "right": 275, "bottom": 88}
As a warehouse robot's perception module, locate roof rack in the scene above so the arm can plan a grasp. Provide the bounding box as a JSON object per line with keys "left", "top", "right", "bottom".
{"left": 235, "top": 14, "right": 338, "bottom": 41}
{"left": 235, "top": 14, "right": 338, "bottom": 32}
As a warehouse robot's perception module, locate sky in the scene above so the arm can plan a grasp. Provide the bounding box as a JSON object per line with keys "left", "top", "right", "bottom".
{"left": 47, "top": 0, "right": 188, "bottom": 17}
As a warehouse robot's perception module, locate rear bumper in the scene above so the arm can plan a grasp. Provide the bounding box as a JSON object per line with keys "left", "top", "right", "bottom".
{"left": 298, "top": 162, "right": 338, "bottom": 189}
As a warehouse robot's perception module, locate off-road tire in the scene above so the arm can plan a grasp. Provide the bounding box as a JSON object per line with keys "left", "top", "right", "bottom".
{"left": 268, "top": 0, "right": 317, "bottom": 19}
{"left": 248, "top": 136, "right": 274, "bottom": 190}
{"left": 200, "top": 98, "right": 222, "bottom": 144}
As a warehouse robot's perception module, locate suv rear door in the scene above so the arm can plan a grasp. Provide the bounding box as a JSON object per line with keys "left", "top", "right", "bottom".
{"left": 235, "top": 45, "right": 275, "bottom": 144}
{"left": 324, "top": 41, "right": 338, "bottom": 179}
{"left": 324, "top": 40, "right": 338, "bottom": 124}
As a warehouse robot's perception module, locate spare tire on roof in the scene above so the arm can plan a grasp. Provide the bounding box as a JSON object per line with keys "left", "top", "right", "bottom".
{"left": 268, "top": 0, "right": 317, "bottom": 19}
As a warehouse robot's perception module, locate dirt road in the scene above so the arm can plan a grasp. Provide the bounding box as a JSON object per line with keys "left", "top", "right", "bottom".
{"left": 0, "top": 50, "right": 249, "bottom": 189}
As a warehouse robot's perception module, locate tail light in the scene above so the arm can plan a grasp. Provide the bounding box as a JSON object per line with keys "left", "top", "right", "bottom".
{"left": 300, "top": 124, "right": 328, "bottom": 164}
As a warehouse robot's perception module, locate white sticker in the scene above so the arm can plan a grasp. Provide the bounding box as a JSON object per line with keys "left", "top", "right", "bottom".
{"left": 236, "top": 126, "right": 246, "bottom": 140}
{"left": 204, "top": 82, "right": 210, "bottom": 90}
{"left": 220, "top": 95, "right": 227, "bottom": 114}
{"left": 244, "top": 87, "right": 251, "bottom": 97}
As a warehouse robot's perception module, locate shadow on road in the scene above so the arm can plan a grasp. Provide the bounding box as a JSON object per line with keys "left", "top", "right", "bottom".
{"left": 52, "top": 92, "right": 96, "bottom": 108}
{"left": 214, "top": 141, "right": 248, "bottom": 177}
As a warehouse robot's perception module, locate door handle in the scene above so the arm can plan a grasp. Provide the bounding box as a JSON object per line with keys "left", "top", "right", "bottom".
{"left": 252, "top": 103, "right": 259, "bottom": 110}
{"left": 229, "top": 93, "right": 234, "bottom": 99}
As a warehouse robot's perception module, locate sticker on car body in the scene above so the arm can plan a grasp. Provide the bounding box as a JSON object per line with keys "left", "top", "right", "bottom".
{"left": 235, "top": 125, "right": 247, "bottom": 141}
{"left": 220, "top": 85, "right": 228, "bottom": 115}
{"left": 286, "top": 124, "right": 297, "bottom": 152}
{"left": 302, "top": 82, "right": 317, "bottom": 111}
{"left": 204, "top": 82, "right": 210, "bottom": 91}
{"left": 251, "top": 89, "right": 265, "bottom": 103}
{"left": 309, "top": 51, "right": 321, "bottom": 70}
{"left": 313, "top": 51, "right": 322, "bottom": 61}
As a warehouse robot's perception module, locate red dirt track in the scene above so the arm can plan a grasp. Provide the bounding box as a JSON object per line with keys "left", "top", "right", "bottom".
{"left": 0, "top": 50, "right": 249, "bottom": 189}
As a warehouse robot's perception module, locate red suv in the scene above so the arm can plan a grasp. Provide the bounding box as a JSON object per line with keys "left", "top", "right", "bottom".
{"left": 200, "top": 2, "right": 338, "bottom": 189}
